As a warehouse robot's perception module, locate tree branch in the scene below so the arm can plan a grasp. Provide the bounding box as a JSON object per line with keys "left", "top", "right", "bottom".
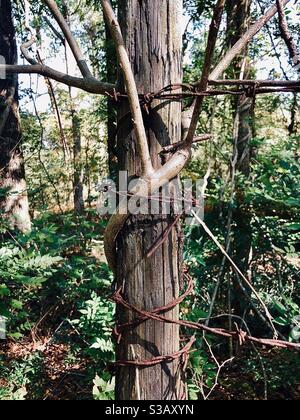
{"left": 20, "top": 34, "right": 37, "bottom": 65}
{"left": 0, "top": 63, "right": 115, "bottom": 95}
{"left": 0, "top": 0, "right": 115, "bottom": 96}
{"left": 147, "top": 0, "right": 226, "bottom": 190}
{"left": 44, "top": 15, "right": 66, "bottom": 45}
{"left": 276, "top": 0, "right": 300, "bottom": 72}
{"left": 185, "top": 0, "right": 226, "bottom": 145}
{"left": 209, "top": 0, "right": 292, "bottom": 80}
{"left": 160, "top": 134, "right": 213, "bottom": 155}
{"left": 101, "top": 0, "right": 153, "bottom": 177}
{"left": 43, "top": 0, "right": 91, "bottom": 78}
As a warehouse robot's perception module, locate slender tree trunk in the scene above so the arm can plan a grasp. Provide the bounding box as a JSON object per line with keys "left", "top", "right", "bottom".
{"left": 62, "top": 1, "right": 84, "bottom": 215}
{"left": 71, "top": 108, "right": 84, "bottom": 215}
{"left": 105, "top": 23, "right": 118, "bottom": 179}
{"left": 289, "top": 93, "right": 298, "bottom": 135}
{"left": 43, "top": 74, "right": 69, "bottom": 162}
{"left": 227, "top": 0, "right": 253, "bottom": 315}
{"left": 0, "top": 0, "right": 31, "bottom": 232}
{"left": 116, "top": 0, "right": 184, "bottom": 400}
{"left": 227, "top": 0, "right": 253, "bottom": 174}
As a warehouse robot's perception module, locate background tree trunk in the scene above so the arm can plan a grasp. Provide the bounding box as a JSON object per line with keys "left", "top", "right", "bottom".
{"left": 71, "top": 108, "right": 84, "bottom": 215}
{"left": 62, "top": 1, "right": 85, "bottom": 216}
{"left": 227, "top": 0, "right": 254, "bottom": 316}
{"left": 105, "top": 23, "right": 118, "bottom": 180}
{"left": 289, "top": 93, "right": 298, "bottom": 135}
{"left": 0, "top": 0, "right": 31, "bottom": 232}
{"left": 115, "top": 0, "right": 184, "bottom": 400}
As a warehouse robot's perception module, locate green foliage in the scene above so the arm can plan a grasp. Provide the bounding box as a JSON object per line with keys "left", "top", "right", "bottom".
{"left": 93, "top": 375, "right": 115, "bottom": 400}
{"left": 2, "top": 0, "right": 299, "bottom": 401}
{"left": 0, "top": 352, "right": 43, "bottom": 400}
{"left": 0, "top": 211, "right": 114, "bottom": 399}
{"left": 0, "top": 240, "right": 63, "bottom": 336}
{"left": 187, "top": 346, "right": 219, "bottom": 400}
{"left": 247, "top": 136, "right": 300, "bottom": 215}
{"left": 70, "top": 291, "right": 115, "bottom": 362}
{"left": 244, "top": 350, "right": 300, "bottom": 393}
{"left": 272, "top": 298, "right": 300, "bottom": 342}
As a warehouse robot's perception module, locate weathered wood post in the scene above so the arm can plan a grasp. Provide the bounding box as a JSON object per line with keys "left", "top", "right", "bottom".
{"left": 115, "top": 0, "right": 184, "bottom": 400}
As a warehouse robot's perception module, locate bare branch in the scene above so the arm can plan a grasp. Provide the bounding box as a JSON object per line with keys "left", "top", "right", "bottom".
{"left": 101, "top": 0, "right": 153, "bottom": 177}
{"left": 210, "top": 0, "right": 292, "bottom": 80}
{"left": 276, "top": 0, "right": 300, "bottom": 72}
{"left": 0, "top": 63, "right": 115, "bottom": 95}
{"left": 160, "top": 134, "right": 213, "bottom": 155}
{"left": 20, "top": 34, "right": 37, "bottom": 65}
{"left": 44, "top": 15, "right": 66, "bottom": 45}
{"left": 43, "top": 0, "right": 91, "bottom": 78}
{"left": 186, "top": 0, "right": 226, "bottom": 145}
{"left": 0, "top": 0, "right": 115, "bottom": 95}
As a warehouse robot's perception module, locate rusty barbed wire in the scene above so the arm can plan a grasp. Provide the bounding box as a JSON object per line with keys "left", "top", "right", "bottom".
{"left": 105, "top": 78, "right": 300, "bottom": 369}
{"left": 105, "top": 81, "right": 300, "bottom": 108}
{"left": 111, "top": 272, "right": 300, "bottom": 369}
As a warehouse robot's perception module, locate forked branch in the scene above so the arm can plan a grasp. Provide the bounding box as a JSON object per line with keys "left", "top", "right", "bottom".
{"left": 185, "top": 0, "right": 293, "bottom": 155}
{"left": 209, "top": 0, "right": 292, "bottom": 80}
{"left": 0, "top": 0, "right": 115, "bottom": 96}
{"left": 101, "top": 0, "right": 153, "bottom": 177}
{"left": 43, "top": 0, "right": 92, "bottom": 78}
{"left": 185, "top": 0, "right": 226, "bottom": 145}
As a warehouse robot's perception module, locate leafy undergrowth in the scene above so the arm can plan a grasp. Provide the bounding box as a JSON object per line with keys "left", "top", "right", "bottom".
{"left": 0, "top": 338, "right": 90, "bottom": 400}
{"left": 208, "top": 350, "right": 300, "bottom": 400}
{"left": 0, "top": 210, "right": 299, "bottom": 400}
{"left": 0, "top": 210, "right": 115, "bottom": 400}
{"left": 1, "top": 337, "right": 300, "bottom": 400}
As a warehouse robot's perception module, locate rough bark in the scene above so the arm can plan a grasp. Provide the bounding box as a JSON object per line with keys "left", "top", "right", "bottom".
{"left": 0, "top": 0, "right": 31, "bottom": 232}
{"left": 115, "top": 0, "right": 184, "bottom": 400}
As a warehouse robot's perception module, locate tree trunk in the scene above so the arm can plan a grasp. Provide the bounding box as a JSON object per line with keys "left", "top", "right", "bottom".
{"left": 62, "top": 1, "right": 85, "bottom": 215}
{"left": 0, "top": 0, "right": 31, "bottom": 232}
{"left": 227, "top": 0, "right": 253, "bottom": 174}
{"left": 115, "top": 0, "right": 184, "bottom": 400}
{"left": 71, "top": 108, "right": 84, "bottom": 215}
{"left": 105, "top": 23, "right": 118, "bottom": 179}
{"left": 289, "top": 93, "right": 298, "bottom": 135}
{"left": 227, "top": 0, "right": 253, "bottom": 315}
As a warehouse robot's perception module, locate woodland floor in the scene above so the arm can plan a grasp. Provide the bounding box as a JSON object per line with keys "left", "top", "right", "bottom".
{"left": 1, "top": 336, "right": 299, "bottom": 400}
{"left": 0, "top": 337, "right": 91, "bottom": 400}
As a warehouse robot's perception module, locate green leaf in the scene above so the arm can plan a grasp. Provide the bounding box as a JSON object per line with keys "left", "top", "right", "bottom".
{"left": 284, "top": 223, "right": 300, "bottom": 231}
{"left": 273, "top": 300, "right": 288, "bottom": 316}
{"left": 10, "top": 300, "right": 23, "bottom": 310}
{"left": 274, "top": 316, "right": 290, "bottom": 327}
{"left": 0, "top": 284, "right": 10, "bottom": 296}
